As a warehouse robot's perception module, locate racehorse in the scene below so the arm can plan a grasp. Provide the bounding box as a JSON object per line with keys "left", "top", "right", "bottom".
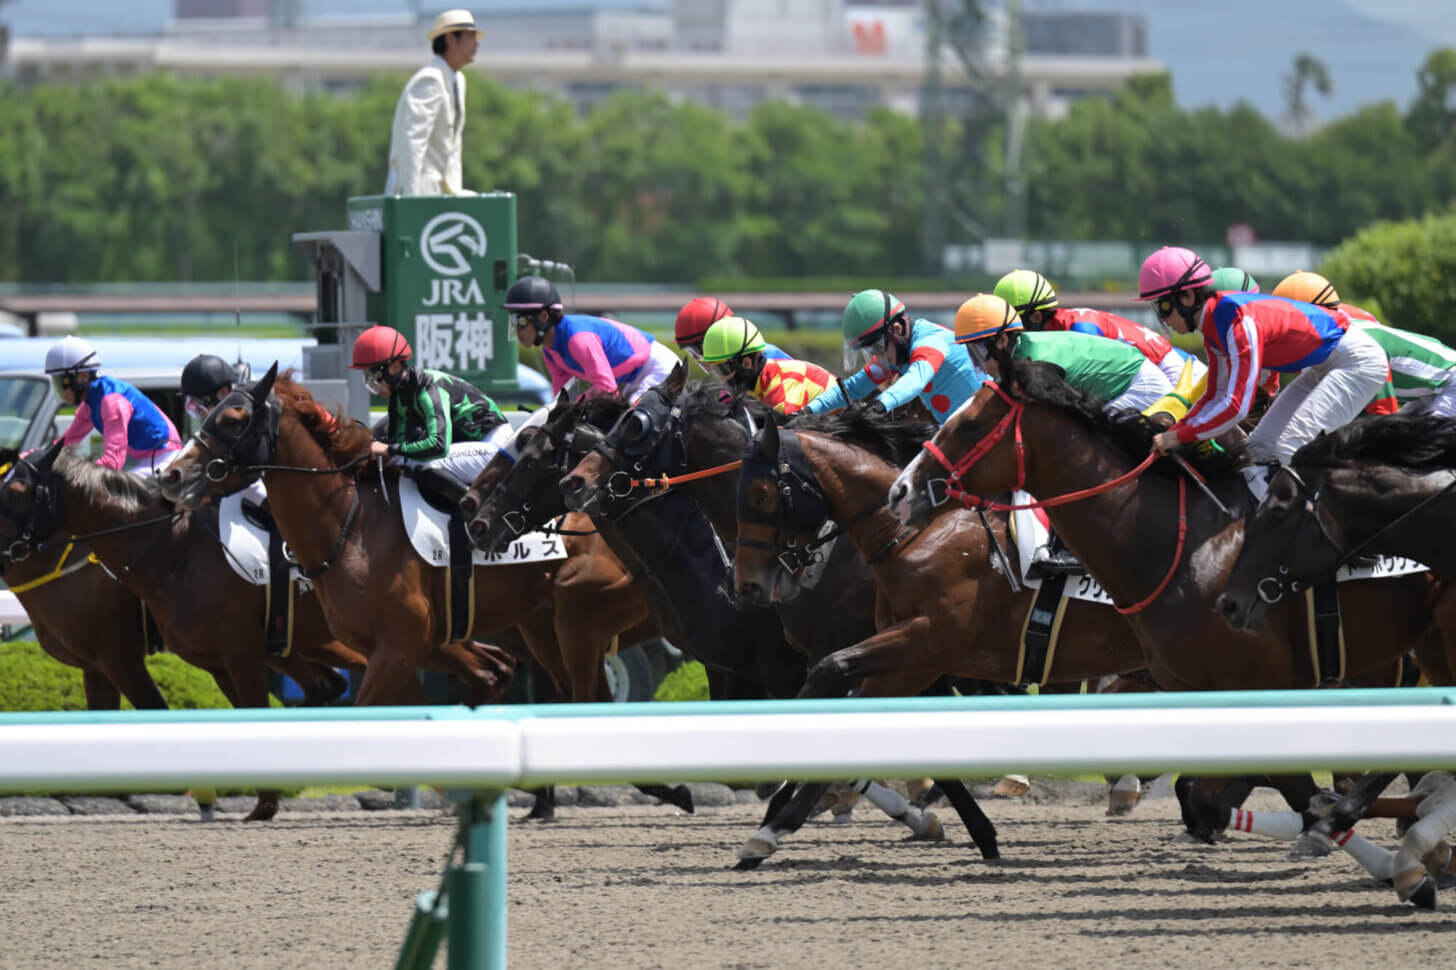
{"left": 157, "top": 367, "right": 692, "bottom": 815}
{"left": 886, "top": 362, "right": 1449, "bottom": 832}
{"left": 0, "top": 441, "right": 366, "bottom": 820}
{"left": 548, "top": 377, "right": 1008, "bottom": 864}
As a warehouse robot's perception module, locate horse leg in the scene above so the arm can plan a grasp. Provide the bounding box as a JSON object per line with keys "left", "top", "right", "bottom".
{"left": 1391, "top": 774, "right": 1456, "bottom": 908}
{"left": 798, "top": 617, "right": 934, "bottom": 700}
{"left": 81, "top": 670, "right": 121, "bottom": 710}
{"left": 268, "top": 653, "right": 349, "bottom": 707}
{"left": 524, "top": 784, "right": 557, "bottom": 822}
{"left": 218, "top": 653, "right": 282, "bottom": 823}
{"left": 96, "top": 637, "right": 168, "bottom": 710}
{"left": 354, "top": 646, "right": 428, "bottom": 706}
{"left": 933, "top": 778, "right": 999, "bottom": 859}
{"left": 1292, "top": 771, "right": 1400, "bottom": 859}
{"left": 736, "top": 781, "right": 834, "bottom": 870}
{"left": 437, "top": 639, "right": 516, "bottom": 706}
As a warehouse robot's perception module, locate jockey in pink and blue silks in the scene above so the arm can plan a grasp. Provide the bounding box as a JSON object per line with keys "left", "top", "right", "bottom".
{"left": 504, "top": 275, "right": 678, "bottom": 402}
{"left": 45, "top": 336, "right": 181, "bottom": 473}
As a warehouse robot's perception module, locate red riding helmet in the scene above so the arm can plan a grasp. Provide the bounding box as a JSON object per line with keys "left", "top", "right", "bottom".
{"left": 351, "top": 326, "right": 412, "bottom": 369}
{"left": 674, "top": 297, "right": 734, "bottom": 348}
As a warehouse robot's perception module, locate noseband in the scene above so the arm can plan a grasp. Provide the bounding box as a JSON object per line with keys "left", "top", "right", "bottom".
{"left": 920, "top": 381, "right": 1026, "bottom": 508}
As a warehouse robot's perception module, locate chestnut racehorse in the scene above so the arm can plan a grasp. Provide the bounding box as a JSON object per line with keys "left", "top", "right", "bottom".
{"left": 0, "top": 442, "right": 366, "bottom": 820}
{"left": 158, "top": 367, "right": 692, "bottom": 815}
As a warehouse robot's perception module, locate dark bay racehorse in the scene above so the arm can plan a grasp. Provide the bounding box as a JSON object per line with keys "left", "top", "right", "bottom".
{"left": 158, "top": 368, "right": 692, "bottom": 815}
{"left": 1217, "top": 411, "right": 1456, "bottom": 901}
{"left": 0, "top": 442, "right": 365, "bottom": 820}
{"left": 888, "top": 363, "right": 1449, "bottom": 833}
{"left": 545, "top": 375, "right": 997, "bottom": 866}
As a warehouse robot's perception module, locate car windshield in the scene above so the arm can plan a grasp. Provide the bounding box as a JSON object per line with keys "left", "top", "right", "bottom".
{"left": 0, "top": 376, "right": 50, "bottom": 451}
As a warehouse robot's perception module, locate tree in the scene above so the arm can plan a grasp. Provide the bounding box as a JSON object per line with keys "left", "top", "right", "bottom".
{"left": 1408, "top": 47, "right": 1456, "bottom": 151}
{"left": 1282, "top": 52, "right": 1332, "bottom": 137}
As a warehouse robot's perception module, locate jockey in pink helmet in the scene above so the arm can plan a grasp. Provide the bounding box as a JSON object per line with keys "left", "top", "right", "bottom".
{"left": 1143, "top": 247, "right": 1388, "bottom": 499}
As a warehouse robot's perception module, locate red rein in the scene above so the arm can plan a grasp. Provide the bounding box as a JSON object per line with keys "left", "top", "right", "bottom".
{"left": 921, "top": 382, "right": 1187, "bottom": 615}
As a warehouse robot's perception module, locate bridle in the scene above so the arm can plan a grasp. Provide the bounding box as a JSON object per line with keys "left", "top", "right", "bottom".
{"left": 913, "top": 380, "right": 1182, "bottom": 615}
{"left": 184, "top": 383, "right": 364, "bottom": 578}
{"left": 485, "top": 422, "right": 596, "bottom": 540}
{"left": 1252, "top": 464, "right": 1456, "bottom": 604}
{"left": 737, "top": 426, "right": 893, "bottom": 575}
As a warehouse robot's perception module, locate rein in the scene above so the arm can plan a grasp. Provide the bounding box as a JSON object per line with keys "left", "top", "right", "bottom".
{"left": 5, "top": 540, "right": 97, "bottom": 593}
{"left": 1254, "top": 465, "right": 1456, "bottom": 605}
{"left": 620, "top": 459, "right": 743, "bottom": 492}
{"left": 918, "top": 380, "right": 1182, "bottom": 615}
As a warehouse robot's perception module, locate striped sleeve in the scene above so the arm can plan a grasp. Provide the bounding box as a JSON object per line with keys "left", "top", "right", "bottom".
{"left": 1175, "top": 306, "right": 1262, "bottom": 443}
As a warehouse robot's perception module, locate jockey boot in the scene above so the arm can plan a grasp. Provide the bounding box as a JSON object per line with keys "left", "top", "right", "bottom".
{"left": 1241, "top": 463, "right": 1271, "bottom": 505}
{"left": 1027, "top": 532, "right": 1082, "bottom": 580}
{"left": 413, "top": 467, "right": 467, "bottom": 514}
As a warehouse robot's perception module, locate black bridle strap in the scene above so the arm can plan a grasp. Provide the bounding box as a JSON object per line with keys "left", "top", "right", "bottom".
{"left": 36, "top": 512, "right": 178, "bottom": 552}
{"left": 296, "top": 481, "right": 360, "bottom": 579}
{"left": 1327, "top": 471, "right": 1456, "bottom": 571}
{"left": 245, "top": 453, "right": 372, "bottom": 476}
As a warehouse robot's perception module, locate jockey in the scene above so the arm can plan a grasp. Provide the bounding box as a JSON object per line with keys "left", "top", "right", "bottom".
{"left": 351, "top": 325, "right": 509, "bottom": 501}
{"left": 181, "top": 354, "right": 253, "bottom": 421}
{"left": 698, "top": 316, "right": 832, "bottom": 417}
{"left": 47, "top": 336, "right": 180, "bottom": 473}
{"left": 1273, "top": 271, "right": 1456, "bottom": 417}
{"left": 803, "top": 289, "right": 989, "bottom": 423}
{"left": 507, "top": 275, "right": 678, "bottom": 402}
{"left": 993, "top": 269, "right": 1204, "bottom": 387}
{"left": 1164, "top": 266, "right": 1263, "bottom": 355}
{"left": 1142, "top": 247, "right": 1388, "bottom": 499}
{"left": 954, "top": 294, "right": 1173, "bottom": 577}
{"left": 674, "top": 297, "right": 790, "bottom": 365}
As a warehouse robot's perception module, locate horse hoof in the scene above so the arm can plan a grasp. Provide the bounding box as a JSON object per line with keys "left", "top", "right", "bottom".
{"left": 198, "top": 804, "right": 216, "bottom": 823}
{"left": 733, "top": 856, "right": 766, "bottom": 872}
{"left": 1106, "top": 789, "right": 1142, "bottom": 817}
{"left": 1406, "top": 876, "right": 1438, "bottom": 910}
{"left": 991, "top": 775, "right": 1031, "bottom": 798}
{"left": 1170, "top": 831, "right": 1209, "bottom": 846}
{"left": 830, "top": 810, "right": 854, "bottom": 825}
{"left": 1289, "top": 830, "right": 1338, "bottom": 860}
{"left": 910, "top": 811, "right": 945, "bottom": 842}
{"left": 739, "top": 837, "right": 777, "bottom": 864}
{"left": 670, "top": 784, "right": 695, "bottom": 814}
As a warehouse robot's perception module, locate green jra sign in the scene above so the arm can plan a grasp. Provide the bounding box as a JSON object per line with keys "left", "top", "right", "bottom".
{"left": 346, "top": 193, "right": 520, "bottom": 394}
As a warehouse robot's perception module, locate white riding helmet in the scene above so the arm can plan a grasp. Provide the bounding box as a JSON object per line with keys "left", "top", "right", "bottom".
{"left": 44, "top": 336, "right": 101, "bottom": 375}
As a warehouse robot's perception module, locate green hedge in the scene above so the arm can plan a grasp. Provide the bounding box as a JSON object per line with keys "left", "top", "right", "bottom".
{"left": 1321, "top": 208, "right": 1456, "bottom": 343}
{"left": 653, "top": 661, "right": 709, "bottom": 702}
{"left": 0, "top": 641, "right": 244, "bottom": 711}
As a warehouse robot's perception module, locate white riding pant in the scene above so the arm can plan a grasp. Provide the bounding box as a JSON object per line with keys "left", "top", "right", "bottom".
{"left": 124, "top": 447, "right": 181, "bottom": 478}
{"left": 1402, "top": 381, "right": 1456, "bottom": 419}
{"left": 1247, "top": 326, "right": 1389, "bottom": 465}
{"left": 398, "top": 422, "right": 515, "bottom": 487}
{"left": 1105, "top": 359, "right": 1173, "bottom": 414}
{"left": 619, "top": 341, "right": 681, "bottom": 404}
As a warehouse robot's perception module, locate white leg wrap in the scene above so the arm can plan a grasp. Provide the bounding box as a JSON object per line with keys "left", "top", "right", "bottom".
{"left": 1338, "top": 832, "right": 1395, "bottom": 882}
{"left": 1111, "top": 773, "right": 1141, "bottom": 794}
{"left": 1228, "top": 808, "right": 1304, "bottom": 840}
{"left": 859, "top": 781, "right": 909, "bottom": 820}
{"left": 1395, "top": 782, "right": 1456, "bottom": 877}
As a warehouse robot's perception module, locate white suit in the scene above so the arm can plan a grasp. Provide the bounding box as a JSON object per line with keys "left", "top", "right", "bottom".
{"left": 385, "top": 56, "right": 469, "bottom": 196}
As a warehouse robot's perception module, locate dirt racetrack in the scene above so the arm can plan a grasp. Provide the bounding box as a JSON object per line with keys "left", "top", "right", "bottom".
{"left": 3, "top": 790, "right": 1453, "bottom": 969}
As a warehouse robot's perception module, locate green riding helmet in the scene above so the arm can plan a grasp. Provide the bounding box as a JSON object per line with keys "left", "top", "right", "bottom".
{"left": 840, "top": 288, "right": 907, "bottom": 372}
{"left": 700, "top": 316, "right": 767, "bottom": 363}
{"left": 993, "top": 270, "right": 1059, "bottom": 317}
{"left": 1210, "top": 266, "right": 1261, "bottom": 293}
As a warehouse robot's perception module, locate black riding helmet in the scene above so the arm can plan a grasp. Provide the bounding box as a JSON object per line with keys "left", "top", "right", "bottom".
{"left": 504, "top": 276, "right": 563, "bottom": 346}
{"left": 182, "top": 354, "right": 252, "bottom": 416}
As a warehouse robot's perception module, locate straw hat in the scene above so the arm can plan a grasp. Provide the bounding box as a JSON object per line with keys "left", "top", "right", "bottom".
{"left": 427, "top": 9, "right": 483, "bottom": 42}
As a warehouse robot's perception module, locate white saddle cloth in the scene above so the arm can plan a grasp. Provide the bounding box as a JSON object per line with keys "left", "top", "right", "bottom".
{"left": 1007, "top": 490, "right": 1427, "bottom": 607}
{"left": 398, "top": 478, "right": 568, "bottom": 567}
{"left": 217, "top": 490, "right": 309, "bottom": 590}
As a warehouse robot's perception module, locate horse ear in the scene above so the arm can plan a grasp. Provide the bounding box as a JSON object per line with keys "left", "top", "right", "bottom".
{"left": 252, "top": 361, "right": 279, "bottom": 404}
{"left": 995, "top": 343, "right": 1020, "bottom": 396}
{"left": 663, "top": 361, "right": 687, "bottom": 398}
{"left": 32, "top": 438, "right": 64, "bottom": 475}
{"left": 759, "top": 413, "right": 781, "bottom": 463}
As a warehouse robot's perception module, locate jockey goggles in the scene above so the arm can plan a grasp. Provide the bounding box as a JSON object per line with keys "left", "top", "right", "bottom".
{"left": 186, "top": 389, "right": 230, "bottom": 418}
{"left": 844, "top": 327, "right": 889, "bottom": 373}
{"left": 363, "top": 362, "right": 399, "bottom": 396}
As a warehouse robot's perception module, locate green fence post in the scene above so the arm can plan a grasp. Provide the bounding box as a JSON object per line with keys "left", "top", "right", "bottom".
{"left": 395, "top": 890, "right": 448, "bottom": 970}
{"left": 447, "top": 790, "right": 508, "bottom": 970}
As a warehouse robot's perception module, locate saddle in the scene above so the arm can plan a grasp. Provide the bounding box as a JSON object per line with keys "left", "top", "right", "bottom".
{"left": 410, "top": 468, "right": 474, "bottom": 645}
{"left": 218, "top": 492, "right": 306, "bottom": 658}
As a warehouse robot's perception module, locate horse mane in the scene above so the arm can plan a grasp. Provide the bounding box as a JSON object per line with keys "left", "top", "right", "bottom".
{"left": 56, "top": 451, "right": 162, "bottom": 516}
{"left": 676, "top": 381, "right": 775, "bottom": 427}
{"left": 1011, "top": 360, "right": 1244, "bottom": 478}
{"left": 1296, "top": 412, "right": 1456, "bottom": 471}
{"left": 273, "top": 373, "right": 373, "bottom": 463}
{"left": 788, "top": 404, "right": 938, "bottom": 467}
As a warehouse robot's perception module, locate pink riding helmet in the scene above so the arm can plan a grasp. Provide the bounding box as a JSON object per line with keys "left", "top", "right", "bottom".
{"left": 1137, "top": 247, "right": 1213, "bottom": 301}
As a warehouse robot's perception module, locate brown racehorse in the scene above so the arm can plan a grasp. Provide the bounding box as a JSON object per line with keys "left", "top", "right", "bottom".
{"left": 158, "top": 368, "right": 692, "bottom": 815}
{"left": 0, "top": 442, "right": 367, "bottom": 820}
{"left": 888, "top": 363, "right": 1451, "bottom": 688}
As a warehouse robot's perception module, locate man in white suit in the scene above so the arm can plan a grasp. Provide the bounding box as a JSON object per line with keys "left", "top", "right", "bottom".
{"left": 385, "top": 9, "right": 481, "bottom": 196}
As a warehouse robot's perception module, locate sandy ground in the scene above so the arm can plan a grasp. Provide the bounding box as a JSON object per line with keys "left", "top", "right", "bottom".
{"left": 2, "top": 791, "right": 1453, "bottom": 969}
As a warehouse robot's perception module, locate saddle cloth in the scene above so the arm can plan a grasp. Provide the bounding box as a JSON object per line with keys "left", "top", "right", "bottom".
{"left": 218, "top": 492, "right": 309, "bottom": 589}
{"left": 1007, "top": 490, "right": 1428, "bottom": 608}
{"left": 398, "top": 478, "right": 568, "bottom": 568}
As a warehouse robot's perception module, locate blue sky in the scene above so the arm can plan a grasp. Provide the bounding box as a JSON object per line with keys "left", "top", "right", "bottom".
{"left": 4, "top": 0, "right": 1451, "bottom": 120}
